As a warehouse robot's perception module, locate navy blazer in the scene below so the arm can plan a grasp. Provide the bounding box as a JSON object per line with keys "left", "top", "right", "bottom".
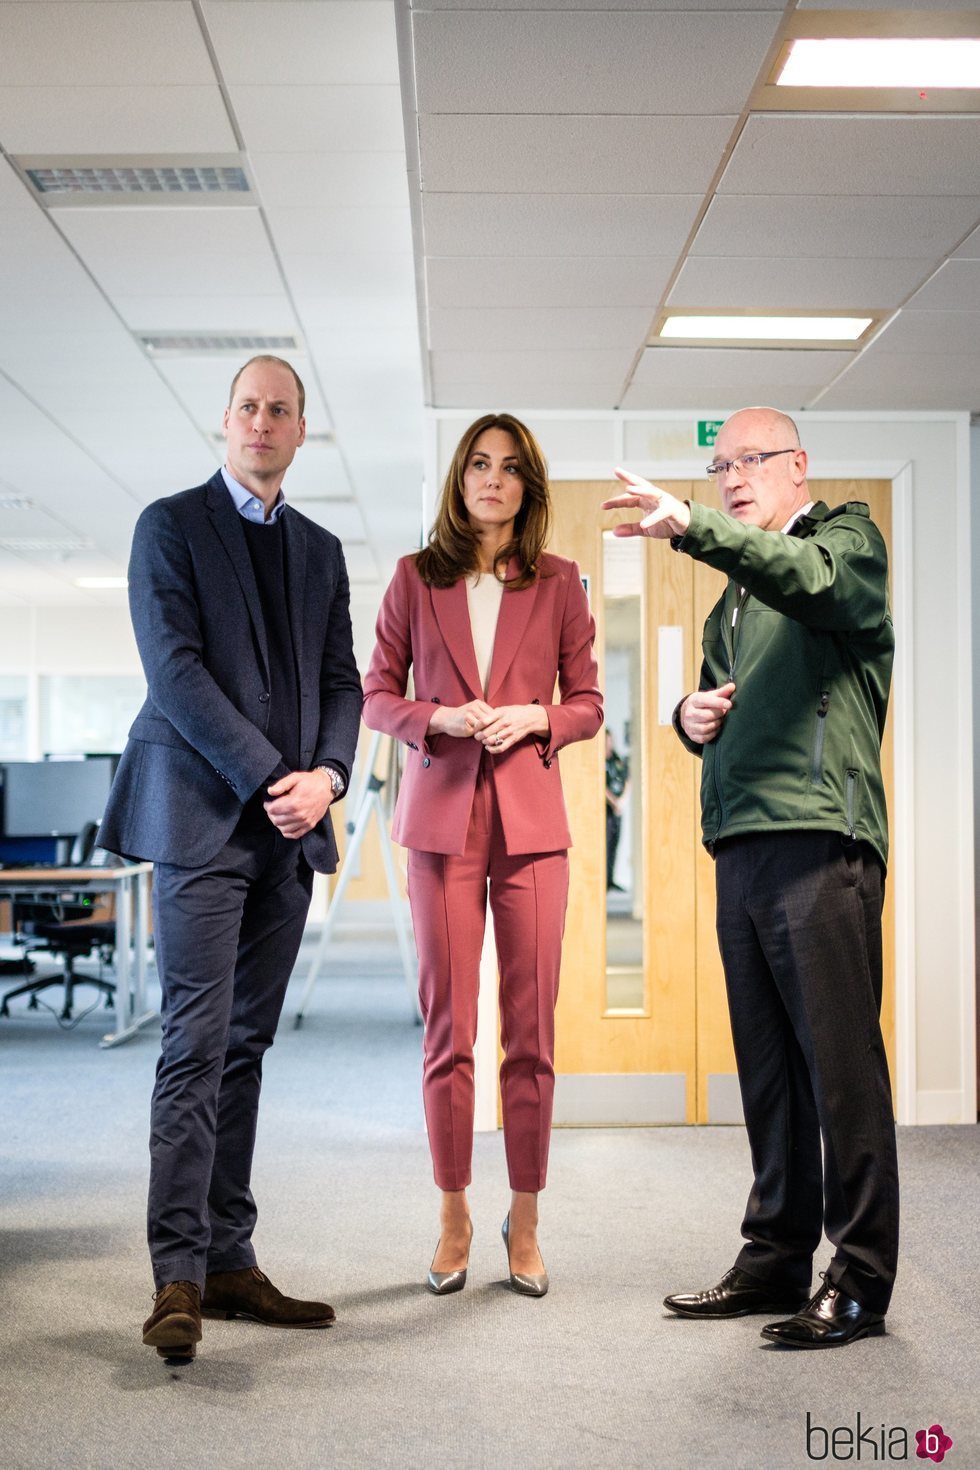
{"left": 99, "top": 471, "right": 363, "bottom": 873}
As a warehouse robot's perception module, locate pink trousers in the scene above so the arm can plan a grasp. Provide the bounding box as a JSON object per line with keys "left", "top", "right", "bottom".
{"left": 407, "top": 760, "right": 569, "bottom": 1193}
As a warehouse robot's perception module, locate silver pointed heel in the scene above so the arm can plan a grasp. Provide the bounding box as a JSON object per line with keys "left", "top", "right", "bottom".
{"left": 502, "top": 1213, "right": 549, "bottom": 1298}
{"left": 426, "top": 1220, "right": 473, "bottom": 1296}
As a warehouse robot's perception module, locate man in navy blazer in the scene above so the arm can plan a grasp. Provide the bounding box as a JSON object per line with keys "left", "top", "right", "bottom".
{"left": 100, "top": 356, "right": 362, "bottom": 1360}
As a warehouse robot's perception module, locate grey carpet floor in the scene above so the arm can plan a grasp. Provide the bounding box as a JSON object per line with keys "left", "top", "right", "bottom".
{"left": 0, "top": 927, "right": 976, "bottom": 1470}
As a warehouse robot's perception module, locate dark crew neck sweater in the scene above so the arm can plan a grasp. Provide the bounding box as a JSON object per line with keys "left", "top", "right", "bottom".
{"left": 240, "top": 517, "right": 301, "bottom": 775}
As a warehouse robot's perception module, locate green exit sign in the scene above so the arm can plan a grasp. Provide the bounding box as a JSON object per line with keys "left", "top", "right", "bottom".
{"left": 697, "top": 420, "right": 724, "bottom": 448}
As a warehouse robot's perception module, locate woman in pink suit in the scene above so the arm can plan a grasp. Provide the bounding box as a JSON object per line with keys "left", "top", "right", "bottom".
{"left": 363, "top": 413, "right": 602, "bottom": 1298}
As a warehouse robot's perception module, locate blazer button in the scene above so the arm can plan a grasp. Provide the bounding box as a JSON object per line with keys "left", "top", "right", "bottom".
{"left": 258, "top": 692, "right": 270, "bottom": 704}
{"left": 422, "top": 757, "right": 431, "bottom": 768}
{"left": 531, "top": 698, "right": 540, "bottom": 705}
{"left": 544, "top": 759, "right": 552, "bottom": 769}
{"left": 408, "top": 742, "right": 418, "bottom": 750}
{"left": 431, "top": 696, "right": 441, "bottom": 704}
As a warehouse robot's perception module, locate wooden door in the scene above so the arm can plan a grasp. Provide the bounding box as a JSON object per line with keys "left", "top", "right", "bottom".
{"left": 550, "top": 479, "right": 896, "bottom": 1125}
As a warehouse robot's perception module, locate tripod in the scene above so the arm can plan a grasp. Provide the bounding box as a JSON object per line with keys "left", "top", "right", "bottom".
{"left": 294, "top": 730, "right": 421, "bottom": 1026}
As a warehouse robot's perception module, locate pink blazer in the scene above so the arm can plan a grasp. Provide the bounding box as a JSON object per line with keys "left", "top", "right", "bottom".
{"left": 363, "top": 552, "right": 603, "bottom": 856}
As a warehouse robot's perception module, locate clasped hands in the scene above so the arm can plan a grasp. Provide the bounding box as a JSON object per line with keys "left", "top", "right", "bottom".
{"left": 428, "top": 700, "right": 550, "bottom": 754}
{"left": 264, "top": 767, "right": 335, "bottom": 840}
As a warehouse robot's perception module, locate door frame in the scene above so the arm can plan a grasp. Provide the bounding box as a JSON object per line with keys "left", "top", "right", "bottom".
{"left": 545, "top": 454, "right": 918, "bottom": 1122}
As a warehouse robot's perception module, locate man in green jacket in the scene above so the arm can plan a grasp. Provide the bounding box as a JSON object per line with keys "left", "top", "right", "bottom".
{"left": 604, "top": 407, "right": 899, "bottom": 1349}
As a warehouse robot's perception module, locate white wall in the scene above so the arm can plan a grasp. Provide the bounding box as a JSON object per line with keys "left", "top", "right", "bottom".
{"left": 430, "top": 407, "right": 977, "bottom": 1125}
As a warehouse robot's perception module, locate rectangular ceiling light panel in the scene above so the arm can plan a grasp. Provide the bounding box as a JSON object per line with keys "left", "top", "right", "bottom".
{"left": 655, "top": 312, "right": 876, "bottom": 349}
{"left": 16, "top": 155, "right": 255, "bottom": 208}
{"left": 778, "top": 38, "right": 980, "bottom": 89}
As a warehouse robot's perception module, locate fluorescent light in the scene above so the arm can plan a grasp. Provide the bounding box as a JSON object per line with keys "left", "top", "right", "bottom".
{"left": 74, "top": 576, "right": 128, "bottom": 589}
{"left": 778, "top": 38, "right": 980, "bottom": 89}
{"left": 659, "top": 315, "right": 872, "bottom": 343}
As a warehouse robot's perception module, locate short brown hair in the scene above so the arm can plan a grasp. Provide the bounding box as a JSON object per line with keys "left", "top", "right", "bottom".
{"left": 415, "top": 413, "right": 552, "bottom": 590}
{"left": 228, "top": 355, "right": 305, "bottom": 418}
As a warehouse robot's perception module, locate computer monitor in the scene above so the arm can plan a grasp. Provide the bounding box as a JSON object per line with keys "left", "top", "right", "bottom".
{"left": 0, "top": 758, "right": 115, "bottom": 839}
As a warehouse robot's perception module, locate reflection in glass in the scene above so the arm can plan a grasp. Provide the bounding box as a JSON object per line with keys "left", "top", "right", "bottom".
{"left": 603, "top": 533, "right": 645, "bottom": 1011}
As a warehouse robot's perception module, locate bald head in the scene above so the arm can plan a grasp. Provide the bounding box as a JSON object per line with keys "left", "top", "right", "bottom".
{"left": 712, "top": 406, "right": 808, "bottom": 533}
{"left": 721, "top": 406, "right": 801, "bottom": 450}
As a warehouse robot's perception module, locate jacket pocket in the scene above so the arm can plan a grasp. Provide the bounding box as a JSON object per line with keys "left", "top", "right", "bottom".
{"left": 810, "top": 690, "right": 830, "bottom": 783}
{"left": 845, "top": 768, "right": 859, "bottom": 839}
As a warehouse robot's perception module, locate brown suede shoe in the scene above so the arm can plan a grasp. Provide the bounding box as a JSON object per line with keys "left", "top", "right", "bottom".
{"left": 142, "top": 1280, "right": 202, "bottom": 1360}
{"left": 202, "top": 1266, "right": 335, "bottom": 1327}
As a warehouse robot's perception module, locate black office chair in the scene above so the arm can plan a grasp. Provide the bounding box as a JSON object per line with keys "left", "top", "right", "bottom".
{"left": 0, "top": 918, "right": 116, "bottom": 1021}
{"left": 0, "top": 823, "right": 117, "bottom": 1024}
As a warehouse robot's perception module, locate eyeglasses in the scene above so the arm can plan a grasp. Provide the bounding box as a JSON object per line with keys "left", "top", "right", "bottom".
{"left": 706, "top": 448, "right": 797, "bottom": 479}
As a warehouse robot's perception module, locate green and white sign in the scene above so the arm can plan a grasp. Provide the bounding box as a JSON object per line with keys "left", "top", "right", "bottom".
{"left": 697, "top": 420, "right": 724, "bottom": 448}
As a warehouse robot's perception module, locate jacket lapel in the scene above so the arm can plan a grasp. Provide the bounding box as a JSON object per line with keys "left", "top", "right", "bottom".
{"left": 431, "top": 579, "right": 483, "bottom": 699}
{"left": 205, "top": 474, "right": 270, "bottom": 679}
{"left": 282, "top": 506, "right": 307, "bottom": 677}
{"left": 486, "top": 561, "right": 538, "bottom": 701}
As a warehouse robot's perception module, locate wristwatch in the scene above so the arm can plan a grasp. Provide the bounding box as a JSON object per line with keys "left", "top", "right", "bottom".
{"left": 315, "top": 764, "right": 345, "bottom": 798}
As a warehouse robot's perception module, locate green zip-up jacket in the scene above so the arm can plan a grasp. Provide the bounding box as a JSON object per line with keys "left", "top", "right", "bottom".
{"left": 673, "top": 499, "right": 894, "bottom": 866}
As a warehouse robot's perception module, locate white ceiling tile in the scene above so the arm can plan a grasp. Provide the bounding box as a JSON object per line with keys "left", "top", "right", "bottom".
{"left": 0, "top": 329, "right": 158, "bottom": 390}
{"left": 413, "top": 10, "right": 781, "bottom": 116}
{"left": 265, "top": 205, "right": 413, "bottom": 255}
{"left": 816, "top": 353, "right": 980, "bottom": 410}
{"left": 692, "top": 195, "right": 980, "bottom": 260}
{"left": 953, "top": 224, "right": 980, "bottom": 259}
{"left": 341, "top": 542, "right": 379, "bottom": 583}
{"left": 0, "top": 155, "right": 35, "bottom": 210}
{"left": 227, "top": 84, "right": 405, "bottom": 153}
{"left": 0, "top": 85, "right": 236, "bottom": 153}
{"left": 305, "top": 327, "right": 420, "bottom": 364}
{"left": 295, "top": 298, "right": 418, "bottom": 335}
{"left": 906, "top": 260, "right": 980, "bottom": 312}
{"left": 278, "top": 444, "right": 353, "bottom": 500}
{"left": 278, "top": 252, "right": 417, "bottom": 297}
{"left": 114, "top": 294, "right": 299, "bottom": 333}
{"left": 426, "top": 256, "right": 676, "bottom": 310}
{"left": 625, "top": 346, "right": 852, "bottom": 409}
{"left": 52, "top": 425, "right": 214, "bottom": 496}
{"left": 0, "top": 3, "right": 215, "bottom": 86}
{"left": 428, "top": 307, "right": 652, "bottom": 353}
{"left": 204, "top": 1, "right": 398, "bottom": 85}
{"left": 286, "top": 498, "right": 366, "bottom": 543}
{"left": 430, "top": 382, "right": 622, "bottom": 411}
{"left": 431, "top": 349, "right": 627, "bottom": 398}
{"left": 668, "top": 255, "right": 933, "bottom": 310}
{"left": 418, "top": 115, "right": 736, "bottom": 195}
{"left": 720, "top": 116, "right": 980, "bottom": 198}
{"left": 862, "top": 309, "right": 980, "bottom": 356}
{"left": 56, "top": 207, "right": 282, "bottom": 298}
{"left": 250, "top": 152, "right": 409, "bottom": 210}
{"left": 423, "top": 193, "right": 701, "bottom": 258}
{"left": 432, "top": 348, "right": 628, "bottom": 387}
{"left": 0, "top": 417, "right": 126, "bottom": 502}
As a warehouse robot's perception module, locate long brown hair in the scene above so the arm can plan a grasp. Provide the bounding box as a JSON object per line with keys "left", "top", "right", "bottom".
{"left": 415, "top": 414, "right": 552, "bottom": 590}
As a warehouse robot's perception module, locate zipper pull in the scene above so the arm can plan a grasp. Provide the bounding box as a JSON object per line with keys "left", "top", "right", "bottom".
{"left": 817, "top": 691, "right": 830, "bottom": 717}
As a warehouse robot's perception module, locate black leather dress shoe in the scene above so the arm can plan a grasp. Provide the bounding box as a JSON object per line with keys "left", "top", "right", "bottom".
{"left": 664, "top": 1266, "right": 807, "bottom": 1319}
{"left": 761, "top": 1277, "right": 885, "bottom": 1348}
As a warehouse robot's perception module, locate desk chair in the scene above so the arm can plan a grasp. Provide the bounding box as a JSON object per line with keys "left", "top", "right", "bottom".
{"left": 0, "top": 918, "right": 116, "bottom": 1021}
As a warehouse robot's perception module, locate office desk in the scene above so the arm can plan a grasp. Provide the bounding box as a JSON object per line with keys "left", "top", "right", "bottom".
{"left": 0, "top": 864, "right": 155, "bottom": 1048}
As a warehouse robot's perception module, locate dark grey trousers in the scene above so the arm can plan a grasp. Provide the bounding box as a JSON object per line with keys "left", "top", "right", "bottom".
{"left": 148, "top": 804, "right": 313, "bottom": 1291}
{"left": 715, "top": 831, "right": 900, "bottom": 1315}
